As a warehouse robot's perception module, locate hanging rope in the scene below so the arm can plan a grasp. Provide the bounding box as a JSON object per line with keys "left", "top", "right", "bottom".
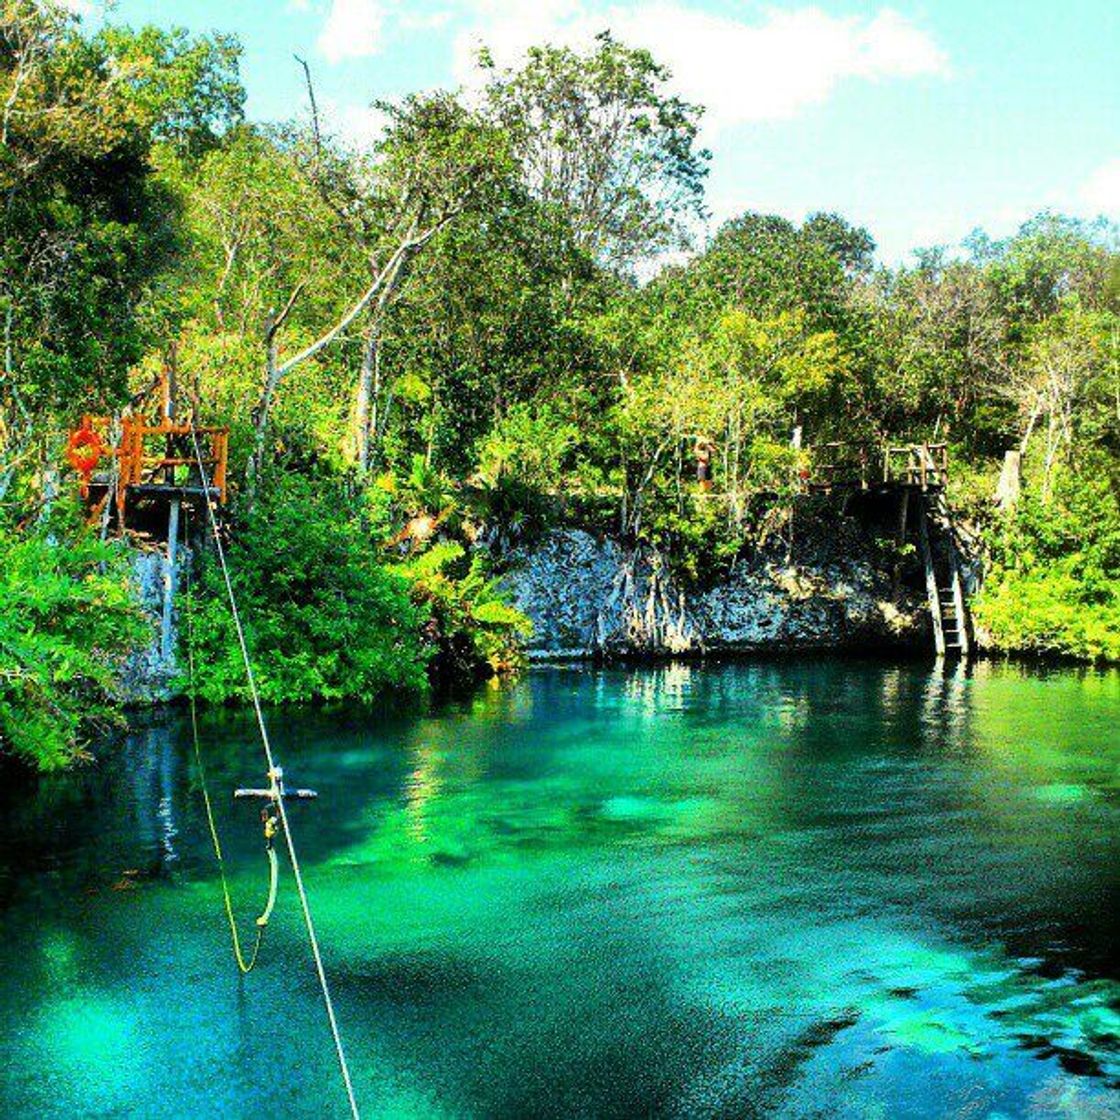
{"left": 183, "top": 537, "right": 275, "bottom": 974}
{"left": 186, "top": 426, "right": 362, "bottom": 1120}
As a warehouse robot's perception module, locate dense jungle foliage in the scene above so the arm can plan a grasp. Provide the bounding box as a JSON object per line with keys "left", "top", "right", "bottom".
{"left": 2, "top": 2, "right": 1118, "bottom": 768}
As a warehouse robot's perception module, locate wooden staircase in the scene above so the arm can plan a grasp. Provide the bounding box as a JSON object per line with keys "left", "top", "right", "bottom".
{"left": 918, "top": 493, "right": 971, "bottom": 658}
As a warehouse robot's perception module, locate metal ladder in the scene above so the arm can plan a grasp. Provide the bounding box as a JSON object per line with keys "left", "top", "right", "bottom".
{"left": 919, "top": 494, "right": 970, "bottom": 658}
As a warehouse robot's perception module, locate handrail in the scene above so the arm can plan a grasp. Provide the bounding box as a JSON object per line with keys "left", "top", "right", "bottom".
{"left": 808, "top": 441, "right": 948, "bottom": 490}
{"left": 75, "top": 411, "right": 230, "bottom": 516}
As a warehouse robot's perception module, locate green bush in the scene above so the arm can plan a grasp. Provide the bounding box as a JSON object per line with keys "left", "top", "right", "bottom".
{"left": 0, "top": 513, "right": 146, "bottom": 770}
{"left": 185, "top": 475, "right": 432, "bottom": 703}
{"left": 975, "top": 471, "right": 1120, "bottom": 662}
{"left": 977, "top": 562, "right": 1120, "bottom": 662}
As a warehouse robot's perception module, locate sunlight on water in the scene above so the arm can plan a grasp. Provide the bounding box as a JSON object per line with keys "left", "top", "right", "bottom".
{"left": 0, "top": 659, "right": 1117, "bottom": 1118}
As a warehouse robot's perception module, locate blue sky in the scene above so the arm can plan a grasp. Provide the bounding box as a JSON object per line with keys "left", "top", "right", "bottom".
{"left": 84, "top": 1, "right": 1119, "bottom": 263}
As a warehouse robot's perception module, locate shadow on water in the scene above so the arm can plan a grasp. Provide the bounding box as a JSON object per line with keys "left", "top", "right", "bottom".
{"left": 0, "top": 657, "right": 1118, "bottom": 1118}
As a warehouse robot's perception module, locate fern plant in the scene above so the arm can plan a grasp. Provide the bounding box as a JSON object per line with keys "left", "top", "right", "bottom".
{"left": 390, "top": 541, "right": 532, "bottom": 679}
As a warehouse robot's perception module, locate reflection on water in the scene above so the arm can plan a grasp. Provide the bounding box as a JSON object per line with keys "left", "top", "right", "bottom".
{"left": 0, "top": 659, "right": 1118, "bottom": 1118}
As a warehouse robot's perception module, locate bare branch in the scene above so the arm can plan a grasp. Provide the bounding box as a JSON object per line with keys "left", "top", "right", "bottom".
{"left": 266, "top": 282, "right": 306, "bottom": 347}
{"left": 272, "top": 213, "right": 465, "bottom": 379}
{"left": 294, "top": 54, "right": 322, "bottom": 169}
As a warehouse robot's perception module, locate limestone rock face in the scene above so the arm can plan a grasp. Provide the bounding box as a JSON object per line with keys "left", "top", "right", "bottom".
{"left": 118, "top": 549, "right": 182, "bottom": 703}
{"left": 504, "top": 531, "right": 699, "bottom": 658}
{"left": 502, "top": 529, "right": 926, "bottom": 660}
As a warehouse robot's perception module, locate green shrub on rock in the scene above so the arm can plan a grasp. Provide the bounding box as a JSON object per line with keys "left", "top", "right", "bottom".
{"left": 185, "top": 475, "right": 431, "bottom": 703}
{"left": 976, "top": 472, "right": 1120, "bottom": 663}
{"left": 0, "top": 513, "right": 146, "bottom": 770}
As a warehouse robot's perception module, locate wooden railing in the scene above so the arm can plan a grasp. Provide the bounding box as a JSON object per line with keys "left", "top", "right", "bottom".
{"left": 77, "top": 411, "right": 229, "bottom": 521}
{"left": 807, "top": 441, "right": 949, "bottom": 491}
{"left": 807, "top": 441, "right": 871, "bottom": 490}
{"left": 116, "top": 414, "right": 229, "bottom": 501}
{"left": 883, "top": 443, "right": 948, "bottom": 489}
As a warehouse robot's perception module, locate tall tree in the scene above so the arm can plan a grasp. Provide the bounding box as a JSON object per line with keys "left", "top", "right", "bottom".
{"left": 0, "top": 2, "right": 243, "bottom": 501}
{"left": 245, "top": 91, "right": 511, "bottom": 484}
{"left": 481, "top": 32, "right": 709, "bottom": 273}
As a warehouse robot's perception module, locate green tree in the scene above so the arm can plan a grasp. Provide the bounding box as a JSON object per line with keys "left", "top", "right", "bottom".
{"left": 0, "top": 3, "right": 244, "bottom": 501}
{"left": 482, "top": 32, "right": 709, "bottom": 272}
{"left": 240, "top": 91, "right": 511, "bottom": 484}
{"left": 0, "top": 509, "right": 145, "bottom": 769}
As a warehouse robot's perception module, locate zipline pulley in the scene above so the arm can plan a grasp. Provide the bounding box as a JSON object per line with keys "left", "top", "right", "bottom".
{"left": 233, "top": 765, "right": 319, "bottom": 802}
{"left": 230, "top": 767, "right": 316, "bottom": 931}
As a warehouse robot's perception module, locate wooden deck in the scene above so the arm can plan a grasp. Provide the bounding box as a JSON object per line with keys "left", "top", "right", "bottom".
{"left": 69, "top": 369, "right": 232, "bottom": 661}
{"left": 73, "top": 371, "right": 229, "bottom": 528}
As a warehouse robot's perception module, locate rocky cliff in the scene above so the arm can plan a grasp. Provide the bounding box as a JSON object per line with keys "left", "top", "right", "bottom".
{"left": 502, "top": 523, "right": 928, "bottom": 661}
{"left": 120, "top": 506, "right": 935, "bottom": 702}
{"left": 119, "top": 548, "right": 184, "bottom": 703}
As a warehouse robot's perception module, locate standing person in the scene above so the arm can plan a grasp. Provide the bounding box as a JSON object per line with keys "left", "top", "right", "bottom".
{"left": 694, "top": 437, "right": 714, "bottom": 492}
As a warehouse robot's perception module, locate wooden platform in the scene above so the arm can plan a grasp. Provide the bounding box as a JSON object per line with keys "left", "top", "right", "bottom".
{"left": 804, "top": 440, "right": 971, "bottom": 658}
{"left": 73, "top": 370, "right": 229, "bottom": 534}
{"left": 122, "top": 484, "right": 222, "bottom": 502}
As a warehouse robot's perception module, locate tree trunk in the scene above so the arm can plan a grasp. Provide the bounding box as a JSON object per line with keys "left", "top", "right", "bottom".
{"left": 246, "top": 338, "right": 280, "bottom": 500}
{"left": 346, "top": 247, "right": 413, "bottom": 475}
{"left": 994, "top": 449, "right": 1021, "bottom": 511}
{"left": 349, "top": 323, "right": 378, "bottom": 474}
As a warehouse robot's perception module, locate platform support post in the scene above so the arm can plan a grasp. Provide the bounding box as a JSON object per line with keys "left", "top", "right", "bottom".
{"left": 161, "top": 495, "right": 181, "bottom": 663}
{"left": 893, "top": 487, "right": 910, "bottom": 598}
{"left": 918, "top": 499, "right": 946, "bottom": 657}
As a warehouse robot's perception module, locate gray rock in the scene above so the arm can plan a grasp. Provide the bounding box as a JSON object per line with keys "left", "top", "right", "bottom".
{"left": 502, "top": 528, "right": 926, "bottom": 661}
{"left": 118, "top": 548, "right": 187, "bottom": 704}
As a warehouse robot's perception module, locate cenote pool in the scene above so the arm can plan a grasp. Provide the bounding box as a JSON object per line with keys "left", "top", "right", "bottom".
{"left": 1, "top": 659, "right": 1118, "bottom": 1118}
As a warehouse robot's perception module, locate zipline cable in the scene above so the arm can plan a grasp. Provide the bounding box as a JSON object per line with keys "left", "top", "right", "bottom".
{"left": 183, "top": 543, "right": 272, "bottom": 974}
{"left": 186, "top": 426, "right": 362, "bottom": 1120}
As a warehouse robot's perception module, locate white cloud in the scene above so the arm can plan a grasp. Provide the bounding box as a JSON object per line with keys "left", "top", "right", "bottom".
{"left": 331, "top": 99, "right": 391, "bottom": 149}
{"left": 318, "top": 0, "right": 387, "bottom": 63}
{"left": 305, "top": 91, "right": 389, "bottom": 150}
{"left": 399, "top": 9, "right": 454, "bottom": 31}
{"left": 453, "top": 3, "right": 948, "bottom": 132}
{"left": 1078, "top": 158, "right": 1120, "bottom": 216}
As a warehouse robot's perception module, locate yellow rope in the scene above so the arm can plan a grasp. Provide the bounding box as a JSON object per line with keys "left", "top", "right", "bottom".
{"left": 184, "top": 521, "right": 272, "bottom": 975}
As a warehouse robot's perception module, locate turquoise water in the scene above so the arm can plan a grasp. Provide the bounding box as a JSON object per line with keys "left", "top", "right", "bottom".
{"left": 1, "top": 659, "right": 1118, "bottom": 1118}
